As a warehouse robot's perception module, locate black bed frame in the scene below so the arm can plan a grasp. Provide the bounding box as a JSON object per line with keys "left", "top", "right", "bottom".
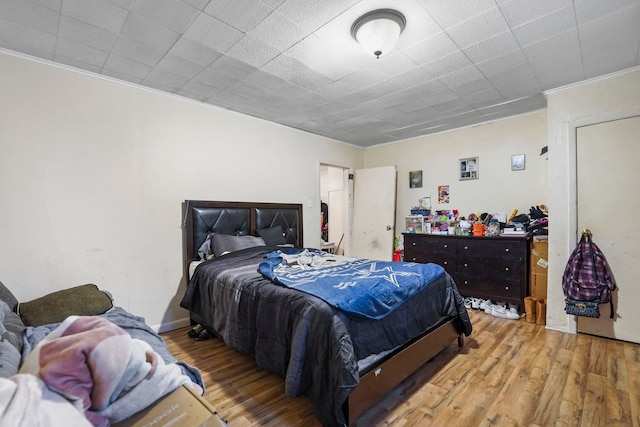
{"left": 182, "top": 200, "right": 462, "bottom": 426}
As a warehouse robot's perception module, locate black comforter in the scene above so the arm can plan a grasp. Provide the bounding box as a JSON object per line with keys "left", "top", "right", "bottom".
{"left": 181, "top": 247, "right": 472, "bottom": 426}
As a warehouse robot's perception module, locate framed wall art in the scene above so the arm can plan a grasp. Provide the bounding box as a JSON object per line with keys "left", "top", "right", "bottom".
{"left": 511, "top": 154, "right": 525, "bottom": 171}
{"left": 409, "top": 170, "right": 422, "bottom": 188}
{"left": 459, "top": 157, "right": 478, "bottom": 180}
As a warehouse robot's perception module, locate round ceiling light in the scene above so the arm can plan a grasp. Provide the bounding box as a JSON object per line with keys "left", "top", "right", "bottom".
{"left": 351, "top": 9, "right": 406, "bottom": 59}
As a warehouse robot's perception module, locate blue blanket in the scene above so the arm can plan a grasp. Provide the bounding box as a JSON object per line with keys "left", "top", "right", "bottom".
{"left": 258, "top": 249, "right": 445, "bottom": 319}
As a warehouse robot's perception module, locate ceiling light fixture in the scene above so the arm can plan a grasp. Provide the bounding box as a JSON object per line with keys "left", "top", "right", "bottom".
{"left": 351, "top": 9, "right": 406, "bottom": 59}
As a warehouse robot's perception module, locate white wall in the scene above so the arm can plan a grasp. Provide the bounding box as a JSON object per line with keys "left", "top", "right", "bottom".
{"left": 545, "top": 68, "right": 640, "bottom": 333}
{"left": 0, "top": 51, "right": 363, "bottom": 331}
{"left": 364, "top": 111, "right": 548, "bottom": 243}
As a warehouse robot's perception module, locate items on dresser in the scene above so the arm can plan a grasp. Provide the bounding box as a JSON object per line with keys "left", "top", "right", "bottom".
{"left": 403, "top": 233, "right": 530, "bottom": 311}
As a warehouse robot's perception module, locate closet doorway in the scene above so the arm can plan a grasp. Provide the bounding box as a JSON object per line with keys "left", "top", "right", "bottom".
{"left": 320, "top": 164, "right": 349, "bottom": 255}
{"left": 576, "top": 115, "right": 640, "bottom": 343}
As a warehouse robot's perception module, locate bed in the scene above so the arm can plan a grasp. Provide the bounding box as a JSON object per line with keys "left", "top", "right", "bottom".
{"left": 0, "top": 281, "right": 206, "bottom": 426}
{"left": 180, "top": 200, "right": 472, "bottom": 427}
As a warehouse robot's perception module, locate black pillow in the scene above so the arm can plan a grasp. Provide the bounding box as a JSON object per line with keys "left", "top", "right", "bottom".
{"left": 212, "top": 234, "right": 266, "bottom": 257}
{"left": 257, "top": 226, "right": 286, "bottom": 246}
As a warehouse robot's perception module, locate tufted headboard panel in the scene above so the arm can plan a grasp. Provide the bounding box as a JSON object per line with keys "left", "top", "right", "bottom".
{"left": 183, "top": 200, "right": 304, "bottom": 268}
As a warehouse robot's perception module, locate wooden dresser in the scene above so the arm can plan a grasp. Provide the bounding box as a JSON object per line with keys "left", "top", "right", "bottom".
{"left": 403, "top": 233, "right": 530, "bottom": 311}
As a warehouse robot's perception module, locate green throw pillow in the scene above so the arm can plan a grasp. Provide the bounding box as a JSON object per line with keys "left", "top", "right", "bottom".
{"left": 17, "top": 284, "right": 113, "bottom": 327}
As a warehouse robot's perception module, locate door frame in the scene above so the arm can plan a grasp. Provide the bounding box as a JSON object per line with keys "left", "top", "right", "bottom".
{"left": 565, "top": 108, "right": 640, "bottom": 333}
{"left": 319, "top": 162, "right": 351, "bottom": 255}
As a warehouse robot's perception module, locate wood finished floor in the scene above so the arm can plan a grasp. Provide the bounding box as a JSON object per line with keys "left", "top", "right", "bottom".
{"left": 161, "top": 310, "right": 640, "bottom": 426}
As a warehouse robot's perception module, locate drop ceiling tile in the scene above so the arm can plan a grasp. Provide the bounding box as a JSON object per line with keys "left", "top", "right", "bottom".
{"left": 574, "top": 0, "right": 640, "bottom": 25}
{"left": 0, "top": 17, "right": 56, "bottom": 59}
{"left": 498, "top": 0, "right": 572, "bottom": 28}
{"left": 463, "top": 31, "right": 520, "bottom": 63}
{"left": 521, "top": 29, "right": 583, "bottom": 76}
{"left": 535, "top": 66, "right": 585, "bottom": 90}
{"left": 1, "top": 0, "right": 59, "bottom": 34}
{"left": 194, "top": 67, "right": 242, "bottom": 91}
{"left": 143, "top": 68, "right": 190, "bottom": 90}
{"left": 120, "top": 13, "right": 180, "bottom": 51}
{"left": 156, "top": 54, "right": 204, "bottom": 80}
{"left": 208, "top": 55, "right": 258, "bottom": 79}
{"left": 183, "top": 12, "right": 244, "bottom": 53}
{"left": 475, "top": 49, "right": 528, "bottom": 77}
{"left": 447, "top": 7, "right": 510, "bottom": 49}
{"left": 493, "top": 77, "right": 541, "bottom": 99}
{"left": 28, "top": 0, "right": 62, "bottom": 12}
{"left": 262, "top": 0, "right": 286, "bottom": 9}
{"left": 335, "top": 69, "right": 382, "bottom": 92}
{"left": 225, "top": 35, "right": 281, "bottom": 68}
{"left": 402, "top": 32, "right": 459, "bottom": 66}
{"left": 422, "top": 50, "right": 474, "bottom": 78}
{"left": 312, "top": 80, "right": 352, "bottom": 99}
{"left": 179, "top": 80, "right": 220, "bottom": 100}
{"left": 54, "top": 54, "right": 102, "bottom": 73}
{"left": 284, "top": 35, "right": 360, "bottom": 81}
{"left": 262, "top": 54, "right": 334, "bottom": 90}
{"left": 204, "top": 0, "right": 273, "bottom": 32}
{"left": 59, "top": 16, "right": 118, "bottom": 53}
{"left": 578, "top": 4, "right": 640, "bottom": 54}
{"left": 61, "top": 0, "right": 129, "bottom": 34}
{"left": 110, "top": 36, "right": 167, "bottom": 67}
{"left": 438, "top": 65, "right": 485, "bottom": 90}
{"left": 460, "top": 87, "right": 506, "bottom": 108}
{"left": 248, "top": 11, "right": 308, "bottom": 52}
{"left": 132, "top": 0, "right": 200, "bottom": 33}
{"left": 168, "top": 37, "right": 223, "bottom": 67}
{"left": 55, "top": 37, "right": 109, "bottom": 67}
{"left": 103, "top": 54, "right": 152, "bottom": 81}
{"left": 107, "top": 0, "right": 135, "bottom": 10}
{"left": 511, "top": 5, "right": 576, "bottom": 47}
{"left": 182, "top": 0, "right": 210, "bottom": 10}
{"left": 277, "top": 0, "right": 358, "bottom": 32}
{"left": 582, "top": 45, "right": 639, "bottom": 78}
{"left": 417, "top": 0, "right": 497, "bottom": 29}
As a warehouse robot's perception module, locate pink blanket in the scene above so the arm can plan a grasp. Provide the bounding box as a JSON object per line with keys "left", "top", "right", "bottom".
{"left": 20, "top": 316, "right": 201, "bottom": 426}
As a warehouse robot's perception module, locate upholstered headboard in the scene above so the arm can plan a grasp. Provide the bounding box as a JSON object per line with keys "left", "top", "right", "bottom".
{"left": 182, "top": 200, "right": 304, "bottom": 267}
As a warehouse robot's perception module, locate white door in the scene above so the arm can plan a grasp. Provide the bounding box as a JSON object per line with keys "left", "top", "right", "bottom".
{"left": 576, "top": 115, "right": 640, "bottom": 343}
{"left": 350, "top": 166, "right": 397, "bottom": 261}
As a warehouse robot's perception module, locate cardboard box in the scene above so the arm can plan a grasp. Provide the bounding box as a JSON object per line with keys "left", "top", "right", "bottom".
{"left": 113, "top": 385, "right": 227, "bottom": 427}
{"left": 530, "top": 240, "right": 548, "bottom": 300}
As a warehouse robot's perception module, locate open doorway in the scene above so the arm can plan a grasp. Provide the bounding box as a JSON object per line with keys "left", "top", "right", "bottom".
{"left": 320, "top": 164, "right": 349, "bottom": 255}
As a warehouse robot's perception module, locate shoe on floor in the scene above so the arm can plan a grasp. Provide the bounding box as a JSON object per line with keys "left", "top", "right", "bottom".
{"left": 479, "top": 299, "right": 493, "bottom": 311}
{"left": 488, "top": 305, "right": 520, "bottom": 320}
{"left": 187, "top": 324, "right": 204, "bottom": 338}
{"left": 194, "top": 329, "right": 212, "bottom": 341}
{"left": 472, "top": 298, "right": 483, "bottom": 309}
{"left": 464, "top": 297, "right": 472, "bottom": 309}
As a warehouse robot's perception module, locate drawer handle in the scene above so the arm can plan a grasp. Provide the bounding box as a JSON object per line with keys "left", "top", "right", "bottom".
{"left": 412, "top": 242, "right": 416, "bottom": 246}
{"left": 443, "top": 244, "right": 448, "bottom": 248}
{"left": 443, "top": 261, "right": 448, "bottom": 265}
{"left": 505, "top": 286, "right": 510, "bottom": 290}
{"left": 411, "top": 257, "right": 416, "bottom": 261}
{"left": 464, "top": 263, "right": 468, "bottom": 267}
{"left": 505, "top": 248, "right": 509, "bottom": 252}
{"left": 505, "top": 267, "right": 509, "bottom": 271}
{"left": 464, "top": 280, "right": 468, "bottom": 285}
{"left": 464, "top": 246, "right": 468, "bottom": 250}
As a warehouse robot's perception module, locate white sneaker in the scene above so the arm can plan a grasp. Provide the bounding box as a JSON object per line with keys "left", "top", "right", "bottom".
{"left": 489, "top": 305, "right": 520, "bottom": 320}
{"left": 480, "top": 299, "right": 492, "bottom": 311}
{"left": 471, "top": 298, "right": 482, "bottom": 309}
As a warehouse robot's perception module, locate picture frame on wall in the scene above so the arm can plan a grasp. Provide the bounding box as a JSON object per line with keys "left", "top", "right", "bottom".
{"left": 459, "top": 157, "right": 478, "bottom": 180}
{"left": 409, "top": 170, "right": 423, "bottom": 188}
{"left": 511, "top": 154, "right": 525, "bottom": 171}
